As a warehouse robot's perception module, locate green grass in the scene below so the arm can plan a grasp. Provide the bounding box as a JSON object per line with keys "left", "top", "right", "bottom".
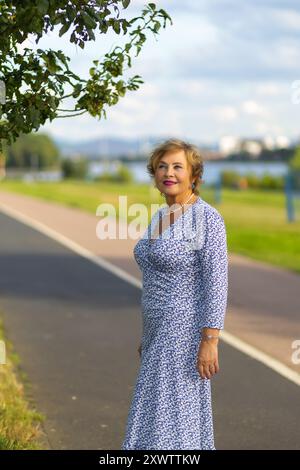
{"left": 0, "top": 315, "right": 47, "bottom": 450}
{"left": 1, "top": 179, "right": 300, "bottom": 274}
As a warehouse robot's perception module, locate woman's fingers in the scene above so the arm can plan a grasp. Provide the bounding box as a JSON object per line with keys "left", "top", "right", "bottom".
{"left": 199, "top": 364, "right": 205, "bottom": 379}
{"left": 204, "top": 365, "right": 212, "bottom": 379}
{"left": 197, "top": 342, "right": 220, "bottom": 379}
{"left": 197, "top": 360, "right": 218, "bottom": 379}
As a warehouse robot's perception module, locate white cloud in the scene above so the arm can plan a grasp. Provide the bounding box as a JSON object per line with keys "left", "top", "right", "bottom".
{"left": 175, "top": 80, "right": 208, "bottom": 96}
{"left": 255, "top": 83, "right": 282, "bottom": 96}
{"left": 271, "top": 8, "right": 300, "bottom": 31}
{"left": 210, "top": 106, "right": 239, "bottom": 122}
{"left": 279, "top": 43, "right": 300, "bottom": 68}
{"left": 241, "top": 100, "right": 269, "bottom": 117}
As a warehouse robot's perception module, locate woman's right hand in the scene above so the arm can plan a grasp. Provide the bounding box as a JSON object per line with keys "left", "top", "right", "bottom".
{"left": 196, "top": 339, "right": 219, "bottom": 379}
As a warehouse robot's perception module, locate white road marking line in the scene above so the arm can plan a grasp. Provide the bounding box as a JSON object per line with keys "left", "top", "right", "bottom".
{"left": 0, "top": 202, "right": 142, "bottom": 289}
{"left": 220, "top": 330, "right": 300, "bottom": 386}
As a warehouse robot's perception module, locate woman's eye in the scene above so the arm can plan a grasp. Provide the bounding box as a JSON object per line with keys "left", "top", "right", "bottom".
{"left": 158, "top": 165, "right": 182, "bottom": 169}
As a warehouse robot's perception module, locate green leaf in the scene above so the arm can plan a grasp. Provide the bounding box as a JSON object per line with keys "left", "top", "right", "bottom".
{"left": 82, "top": 12, "right": 97, "bottom": 30}
{"left": 37, "top": 0, "right": 49, "bottom": 15}
{"left": 148, "top": 3, "right": 156, "bottom": 11}
{"left": 112, "top": 21, "right": 120, "bottom": 34}
{"left": 59, "top": 22, "right": 71, "bottom": 37}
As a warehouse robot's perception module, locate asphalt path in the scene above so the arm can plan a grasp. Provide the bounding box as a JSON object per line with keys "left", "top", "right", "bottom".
{"left": 0, "top": 211, "right": 299, "bottom": 449}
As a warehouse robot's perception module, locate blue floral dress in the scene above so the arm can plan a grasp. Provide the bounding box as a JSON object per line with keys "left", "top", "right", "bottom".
{"left": 121, "top": 196, "right": 228, "bottom": 450}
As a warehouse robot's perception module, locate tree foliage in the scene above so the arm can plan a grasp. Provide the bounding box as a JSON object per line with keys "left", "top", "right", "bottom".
{"left": 3, "top": 132, "right": 60, "bottom": 168}
{"left": 61, "top": 156, "right": 88, "bottom": 179}
{"left": 289, "top": 146, "right": 300, "bottom": 171}
{"left": 0, "top": 1, "right": 172, "bottom": 148}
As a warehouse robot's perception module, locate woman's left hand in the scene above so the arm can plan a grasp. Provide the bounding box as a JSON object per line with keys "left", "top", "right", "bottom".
{"left": 196, "top": 339, "right": 219, "bottom": 379}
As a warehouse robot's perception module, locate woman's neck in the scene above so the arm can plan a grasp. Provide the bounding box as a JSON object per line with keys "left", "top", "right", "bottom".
{"left": 165, "top": 191, "right": 196, "bottom": 207}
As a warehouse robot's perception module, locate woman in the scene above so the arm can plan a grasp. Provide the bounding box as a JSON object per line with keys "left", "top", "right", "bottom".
{"left": 121, "top": 138, "right": 228, "bottom": 450}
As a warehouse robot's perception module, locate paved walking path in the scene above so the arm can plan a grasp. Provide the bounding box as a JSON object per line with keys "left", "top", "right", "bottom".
{"left": 0, "top": 189, "right": 299, "bottom": 449}
{"left": 1, "top": 190, "right": 299, "bottom": 373}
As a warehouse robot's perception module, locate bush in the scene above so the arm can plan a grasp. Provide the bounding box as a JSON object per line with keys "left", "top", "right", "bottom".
{"left": 114, "top": 164, "right": 134, "bottom": 183}
{"left": 289, "top": 146, "right": 300, "bottom": 171}
{"left": 61, "top": 157, "right": 88, "bottom": 179}
{"left": 221, "top": 170, "right": 240, "bottom": 189}
{"left": 221, "top": 169, "right": 284, "bottom": 190}
{"left": 260, "top": 173, "right": 284, "bottom": 190}
{"left": 94, "top": 163, "right": 134, "bottom": 183}
{"left": 244, "top": 172, "right": 260, "bottom": 189}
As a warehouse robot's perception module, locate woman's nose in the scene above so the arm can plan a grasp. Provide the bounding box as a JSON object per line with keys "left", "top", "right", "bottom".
{"left": 165, "top": 168, "right": 174, "bottom": 177}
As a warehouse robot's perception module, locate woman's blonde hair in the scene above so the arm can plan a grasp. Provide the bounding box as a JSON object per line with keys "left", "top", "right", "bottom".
{"left": 146, "top": 138, "right": 204, "bottom": 196}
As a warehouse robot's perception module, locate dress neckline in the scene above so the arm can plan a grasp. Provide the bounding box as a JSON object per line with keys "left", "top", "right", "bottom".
{"left": 150, "top": 196, "right": 201, "bottom": 242}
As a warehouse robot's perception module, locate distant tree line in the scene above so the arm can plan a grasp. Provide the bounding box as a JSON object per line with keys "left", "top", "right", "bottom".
{"left": 226, "top": 147, "right": 295, "bottom": 162}
{"left": 2, "top": 132, "right": 60, "bottom": 168}
{"left": 1, "top": 131, "right": 135, "bottom": 182}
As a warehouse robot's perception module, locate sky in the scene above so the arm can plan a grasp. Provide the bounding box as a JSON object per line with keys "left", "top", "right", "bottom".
{"left": 30, "top": 0, "right": 300, "bottom": 145}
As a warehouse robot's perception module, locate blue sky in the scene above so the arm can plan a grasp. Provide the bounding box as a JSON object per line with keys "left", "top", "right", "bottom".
{"left": 33, "top": 0, "right": 300, "bottom": 144}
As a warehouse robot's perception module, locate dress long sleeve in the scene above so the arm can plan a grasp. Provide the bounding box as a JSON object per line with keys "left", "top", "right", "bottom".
{"left": 197, "top": 206, "right": 228, "bottom": 330}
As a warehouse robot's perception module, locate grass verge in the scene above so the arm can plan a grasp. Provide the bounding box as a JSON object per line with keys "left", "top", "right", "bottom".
{"left": 0, "top": 314, "right": 48, "bottom": 450}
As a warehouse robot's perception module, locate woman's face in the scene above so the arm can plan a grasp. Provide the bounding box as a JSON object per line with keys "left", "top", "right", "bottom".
{"left": 154, "top": 149, "right": 194, "bottom": 197}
